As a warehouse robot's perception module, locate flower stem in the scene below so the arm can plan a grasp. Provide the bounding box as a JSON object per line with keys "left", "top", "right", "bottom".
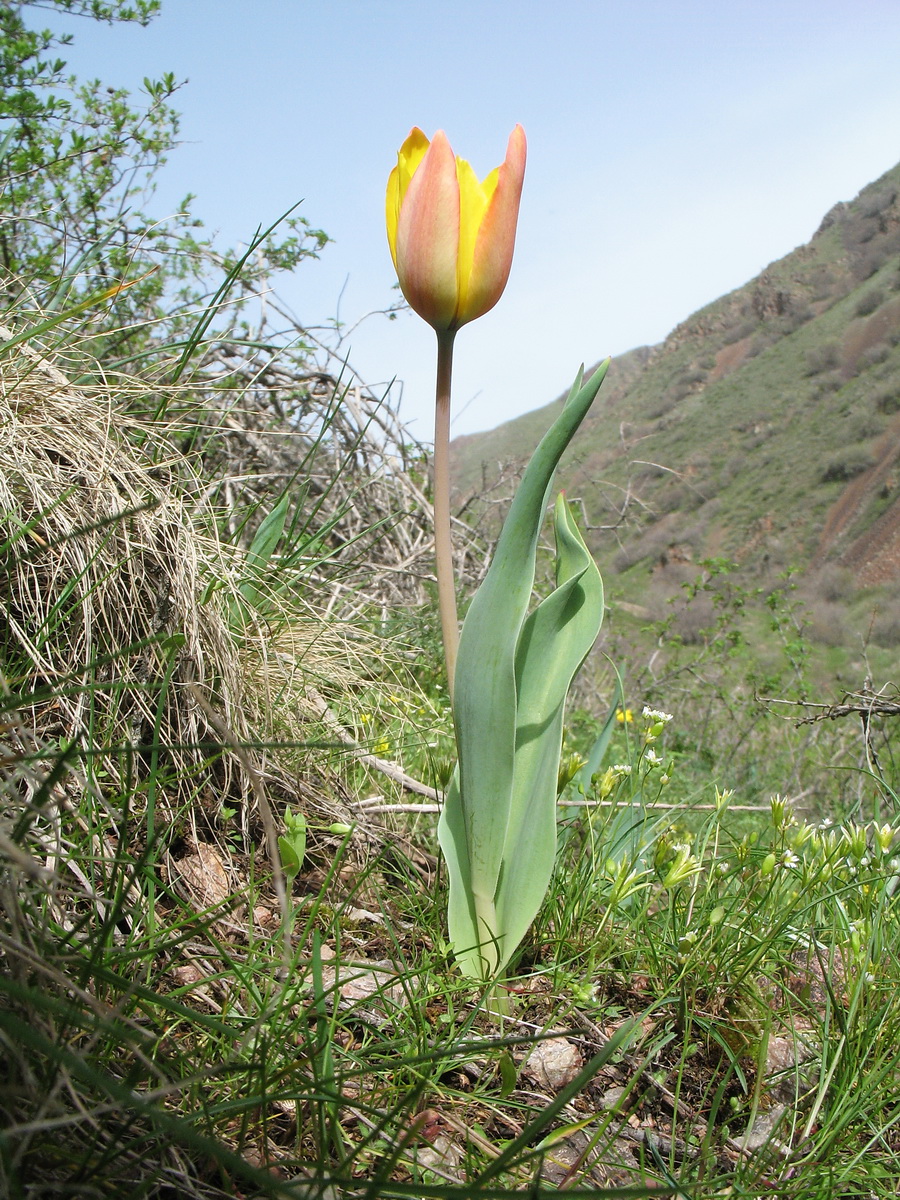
{"left": 433, "top": 329, "right": 459, "bottom": 699}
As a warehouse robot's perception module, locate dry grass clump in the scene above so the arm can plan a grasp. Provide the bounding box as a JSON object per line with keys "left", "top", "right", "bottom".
{"left": 158, "top": 339, "right": 489, "bottom": 614}
{"left": 0, "top": 327, "right": 393, "bottom": 844}
{"left": 0, "top": 327, "right": 421, "bottom": 1195}
{"left": 2, "top": 331, "right": 262, "bottom": 815}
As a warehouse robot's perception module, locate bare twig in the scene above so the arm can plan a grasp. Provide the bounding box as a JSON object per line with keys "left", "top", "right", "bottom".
{"left": 305, "top": 688, "right": 440, "bottom": 801}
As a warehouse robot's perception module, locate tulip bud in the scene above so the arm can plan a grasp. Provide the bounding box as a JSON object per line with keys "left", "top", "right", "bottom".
{"left": 386, "top": 126, "right": 526, "bottom": 332}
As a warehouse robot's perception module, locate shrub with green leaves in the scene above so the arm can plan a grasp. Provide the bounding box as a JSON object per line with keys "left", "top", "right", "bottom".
{"left": 0, "top": 0, "right": 327, "bottom": 366}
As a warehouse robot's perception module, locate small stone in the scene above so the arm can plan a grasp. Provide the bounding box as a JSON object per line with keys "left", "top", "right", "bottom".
{"left": 600, "top": 1085, "right": 627, "bottom": 1110}
{"left": 171, "top": 963, "right": 205, "bottom": 986}
{"left": 524, "top": 1037, "right": 583, "bottom": 1091}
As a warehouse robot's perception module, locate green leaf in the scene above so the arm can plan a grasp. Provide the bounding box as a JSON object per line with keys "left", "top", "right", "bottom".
{"left": 494, "top": 494, "right": 604, "bottom": 968}
{"left": 438, "top": 361, "right": 609, "bottom": 980}
{"left": 247, "top": 491, "right": 289, "bottom": 568}
{"left": 0, "top": 273, "right": 154, "bottom": 360}
{"left": 230, "top": 491, "right": 291, "bottom": 621}
{"left": 497, "top": 1049, "right": 518, "bottom": 1098}
{"left": 572, "top": 677, "right": 623, "bottom": 791}
{"left": 278, "top": 805, "right": 307, "bottom": 883}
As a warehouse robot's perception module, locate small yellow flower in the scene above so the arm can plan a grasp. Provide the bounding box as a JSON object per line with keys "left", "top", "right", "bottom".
{"left": 373, "top": 738, "right": 391, "bottom": 755}
{"left": 874, "top": 823, "right": 894, "bottom": 854}
{"left": 714, "top": 786, "right": 733, "bottom": 812}
{"left": 616, "top": 708, "right": 634, "bottom": 724}
{"left": 661, "top": 847, "right": 702, "bottom": 889}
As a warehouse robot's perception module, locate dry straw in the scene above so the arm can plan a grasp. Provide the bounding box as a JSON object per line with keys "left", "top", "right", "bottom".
{"left": 0, "top": 325, "right": 411, "bottom": 850}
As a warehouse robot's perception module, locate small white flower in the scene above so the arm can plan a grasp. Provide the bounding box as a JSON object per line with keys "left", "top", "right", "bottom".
{"left": 642, "top": 707, "right": 673, "bottom": 724}
{"left": 781, "top": 850, "right": 800, "bottom": 869}
{"left": 612, "top": 763, "right": 632, "bottom": 776}
{"left": 644, "top": 748, "right": 662, "bottom": 766}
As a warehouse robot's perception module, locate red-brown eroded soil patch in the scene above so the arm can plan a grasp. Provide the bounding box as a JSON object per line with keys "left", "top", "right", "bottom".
{"left": 816, "top": 412, "right": 900, "bottom": 584}
{"left": 710, "top": 336, "right": 753, "bottom": 383}
{"left": 841, "top": 297, "right": 900, "bottom": 374}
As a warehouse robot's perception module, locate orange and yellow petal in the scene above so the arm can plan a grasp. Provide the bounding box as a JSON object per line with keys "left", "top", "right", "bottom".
{"left": 386, "top": 127, "right": 431, "bottom": 269}
{"left": 455, "top": 156, "right": 492, "bottom": 322}
{"left": 395, "top": 130, "right": 461, "bottom": 330}
{"left": 464, "top": 124, "right": 526, "bottom": 325}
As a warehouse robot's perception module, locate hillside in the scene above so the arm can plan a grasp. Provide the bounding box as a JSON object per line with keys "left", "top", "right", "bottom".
{"left": 452, "top": 162, "right": 900, "bottom": 648}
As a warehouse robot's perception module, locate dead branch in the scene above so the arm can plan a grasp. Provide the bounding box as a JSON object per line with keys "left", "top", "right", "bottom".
{"left": 760, "top": 682, "right": 900, "bottom": 726}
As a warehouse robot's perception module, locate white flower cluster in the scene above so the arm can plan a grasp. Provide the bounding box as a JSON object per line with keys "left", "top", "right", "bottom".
{"left": 642, "top": 706, "right": 673, "bottom": 724}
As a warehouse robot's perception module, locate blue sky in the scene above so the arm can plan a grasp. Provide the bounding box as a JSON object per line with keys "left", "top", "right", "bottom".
{"left": 48, "top": 0, "right": 900, "bottom": 438}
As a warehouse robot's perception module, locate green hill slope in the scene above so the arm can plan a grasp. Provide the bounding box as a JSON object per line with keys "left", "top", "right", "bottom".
{"left": 452, "top": 163, "right": 900, "bottom": 619}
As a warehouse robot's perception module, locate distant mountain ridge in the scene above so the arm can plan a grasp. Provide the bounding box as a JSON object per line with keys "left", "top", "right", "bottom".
{"left": 451, "top": 161, "right": 900, "bottom": 606}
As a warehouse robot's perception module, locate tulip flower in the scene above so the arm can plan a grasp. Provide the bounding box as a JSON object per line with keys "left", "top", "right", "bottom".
{"left": 386, "top": 126, "right": 526, "bottom": 694}
{"left": 386, "top": 125, "right": 526, "bottom": 332}
{"left": 385, "top": 125, "right": 610, "bottom": 989}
